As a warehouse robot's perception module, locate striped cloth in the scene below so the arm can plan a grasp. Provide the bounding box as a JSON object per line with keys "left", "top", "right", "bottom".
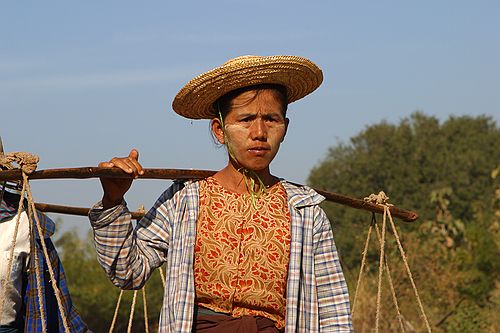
{"left": 89, "top": 180, "right": 353, "bottom": 332}
{"left": 0, "top": 191, "right": 20, "bottom": 222}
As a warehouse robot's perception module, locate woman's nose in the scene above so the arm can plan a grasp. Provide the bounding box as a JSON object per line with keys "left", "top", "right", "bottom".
{"left": 250, "top": 119, "right": 267, "bottom": 140}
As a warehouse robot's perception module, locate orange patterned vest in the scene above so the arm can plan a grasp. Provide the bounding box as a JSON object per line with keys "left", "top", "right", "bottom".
{"left": 193, "top": 177, "right": 291, "bottom": 329}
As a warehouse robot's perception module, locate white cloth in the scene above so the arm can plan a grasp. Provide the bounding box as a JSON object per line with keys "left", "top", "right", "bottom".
{"left": 0, "top": 211, "right": 30, "bottom": 326}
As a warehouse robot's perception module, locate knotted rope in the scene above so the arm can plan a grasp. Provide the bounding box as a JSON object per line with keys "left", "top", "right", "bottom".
{"left": 0, "top": 152, "right": 71, "bottom": 332}
{"left": 352, "top": 191, "right": 432, "bottom": 332}
{"left": 0, "top": 151, "right": 39, "bottom": 174}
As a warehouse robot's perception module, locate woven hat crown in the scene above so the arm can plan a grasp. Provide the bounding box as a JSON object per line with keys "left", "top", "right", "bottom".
{"left": 172, "top": 55, "right": 323, "bottom": 119}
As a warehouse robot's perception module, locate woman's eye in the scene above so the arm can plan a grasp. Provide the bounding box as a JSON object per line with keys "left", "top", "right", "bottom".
{"left": 267, "top": 117, "right": 281, "bottom": 123}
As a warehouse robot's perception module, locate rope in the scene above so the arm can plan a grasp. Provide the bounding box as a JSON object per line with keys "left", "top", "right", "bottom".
{"left": 0, "top": 179, "right": 27, "bottom": 324}
{"left": 159, "top": 265, "right": 166, "bottom": 289}
{"left": 373, "top": 215, "right": 406, "bottom": 333}
{"left": 386, "top": 206, "right": 432, "bottom": 332}
{"left": 351, "top": 213, "right": 375, "bottom": 317}
{"left": 108, "top": 289, "right": 124, "bottom": 333}
{"left": 26, "top": 193, "right": 47, "bottom": 332}
{"left": 142, "top": 287, "right": 149, "bottom": 333}
{"left": 375, "top": 204, "right": 388, "bottom": 333}
{"left": 25, "top": 173, "right": 71, "bottom": 332}
{"left": 127, "top": 290, "right": 139, "bottom": 333}
{"left": 0, "top": 151, "right": 39, "bottom": 174}
{"left": 364, "top": 191, "right": 391, "bottom": 205}
{"left": 363, "top": 192, "right": 392, "bottom": 332}
{"left": 362, "top": 191, "right": 431, "bottom": 332}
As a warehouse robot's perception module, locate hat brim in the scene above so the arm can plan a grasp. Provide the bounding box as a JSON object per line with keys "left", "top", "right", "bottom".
{"left": 172, "top": 55, "right": 323, "bottom": 120}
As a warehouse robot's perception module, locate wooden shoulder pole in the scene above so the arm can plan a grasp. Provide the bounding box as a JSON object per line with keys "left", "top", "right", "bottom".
{"left": 1, "top": 167, "right": 419, "bottom": 222}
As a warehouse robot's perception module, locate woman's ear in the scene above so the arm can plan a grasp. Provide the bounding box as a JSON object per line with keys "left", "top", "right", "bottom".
{"left": 211, "top": 118, "right": 225, "bottom": 144}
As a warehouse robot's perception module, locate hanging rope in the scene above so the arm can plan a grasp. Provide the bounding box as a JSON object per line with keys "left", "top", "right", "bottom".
{"left": 159, "top": 265, "right": 166, "bottom": 289}
{"left": 127, "top": 290, "right": 139, "bottom": 333}
{"left": 25, "top": 172, "right": 72, "bottom": 332}
{"left": 142, "top": 287, "right": 149, "bottom": 333}
{"left": 27, "top": 202, "right": 48, "bottom": 332}
{"left": 375, "top": 203, "right": 388, "bottom": 332}
{"left": 386, "top": 204, "right": 432, "bottom": 332}
{"left": 373, "top": 213, "right": 406, "bottom": 333}
{"left": 108, "top": 289, "right": 124, "bottom": 333}
{"left": 353, "top": 191, "right": 432, "bottom": 332}
{"left": 351, "top": 214, "right": 375, "bottom": 317}
{"left": 108, "top": 287, "right": 149, "bottom": 333}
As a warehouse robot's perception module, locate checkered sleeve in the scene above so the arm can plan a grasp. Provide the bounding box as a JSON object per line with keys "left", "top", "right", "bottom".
{"left": 88, "top": 184, "right": 182, "bottom": 290}
{"left": 313, "top": 207, "right": 353, "bottom": 332}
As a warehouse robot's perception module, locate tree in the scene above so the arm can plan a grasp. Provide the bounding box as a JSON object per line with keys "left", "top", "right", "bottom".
{"left": 308, "top": 112, "right": 500, "bottom": 331}
{"left": 308, "top": 112, "right": 500, "bottom": 266}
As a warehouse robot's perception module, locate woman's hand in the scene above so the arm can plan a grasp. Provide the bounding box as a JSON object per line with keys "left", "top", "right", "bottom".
{"left": 99, "top": 149, "right": 144, "bottom": 209}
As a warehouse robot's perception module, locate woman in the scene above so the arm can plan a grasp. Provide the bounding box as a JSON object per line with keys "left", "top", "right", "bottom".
{"left": 89, "top": 55, "right": 353, "bottom": 332}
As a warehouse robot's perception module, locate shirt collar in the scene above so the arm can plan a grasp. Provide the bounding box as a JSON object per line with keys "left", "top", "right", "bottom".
{"left": 0, "top": 190, "right": 23, "bottom": 222}
{"left": 0, "top": 190, "right": 55, "bottom": 238}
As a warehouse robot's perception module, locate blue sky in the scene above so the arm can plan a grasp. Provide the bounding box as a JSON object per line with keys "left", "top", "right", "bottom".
{"left": 1, "top": 1, "right": 499, "bottom": 235}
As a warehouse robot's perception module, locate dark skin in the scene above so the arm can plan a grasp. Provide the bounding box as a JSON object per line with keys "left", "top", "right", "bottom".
{"left": 99, "top": 88, "right": 288, "bottom": 208}
{"left": 99, "top": 149, "right": 143, "bottom": 209}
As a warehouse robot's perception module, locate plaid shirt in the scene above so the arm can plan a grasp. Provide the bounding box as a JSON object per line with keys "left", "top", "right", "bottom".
{"left": 1, "top": 192, "right": 88, "bottom": 332}
{"left": 89, "top": 180, "right": 353, "bottom": 332}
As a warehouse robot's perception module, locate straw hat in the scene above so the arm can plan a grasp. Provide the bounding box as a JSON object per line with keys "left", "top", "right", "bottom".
{"left": 172, "top": 55, "right": 323, "bottom": 119}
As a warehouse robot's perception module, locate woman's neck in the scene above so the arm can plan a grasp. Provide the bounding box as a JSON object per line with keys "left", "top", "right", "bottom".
{"left": 213, "top": 163, "right": 278, "bottom": 195}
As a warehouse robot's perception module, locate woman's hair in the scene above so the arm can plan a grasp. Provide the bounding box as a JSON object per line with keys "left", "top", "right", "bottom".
{"left": 213, "top": 84, "right": 288, "bottom": 120}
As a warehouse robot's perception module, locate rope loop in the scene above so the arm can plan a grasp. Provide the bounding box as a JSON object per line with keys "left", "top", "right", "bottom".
{"left": 0, "top": 151, "right": 39, "bottom": 174}
{"left": 364, "top": 191, "right": 394, "bottom": 206}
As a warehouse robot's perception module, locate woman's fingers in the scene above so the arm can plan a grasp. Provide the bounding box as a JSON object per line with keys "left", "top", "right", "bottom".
{"left": 98, "top": 161, "right": 115, "bottom": 168}
{"left": 128, "top": 149, "right": 144, "bottom": 175}
{"left": 98, "top": 149, "right": 144, "bottom": 177}
{"left": 129, "top": 149, "right": 139, "bottom": 160}
{"left": 111, "top": 158, "right": 137, "bottom": 175}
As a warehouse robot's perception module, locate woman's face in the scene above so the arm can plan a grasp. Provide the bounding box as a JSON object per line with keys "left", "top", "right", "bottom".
{"left": 212, "top": 89, "right": 289, "bottom": 173}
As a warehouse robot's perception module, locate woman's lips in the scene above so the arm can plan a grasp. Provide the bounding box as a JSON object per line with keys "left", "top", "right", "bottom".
{"left": 248, "top": 146, "right": 270, "bottom": 156}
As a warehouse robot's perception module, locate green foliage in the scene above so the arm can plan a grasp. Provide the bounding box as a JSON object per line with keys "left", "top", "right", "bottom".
{"left": 308, "top": 112, "right": 500, "bottom": 331}
{"left": 55, "top": 229, "right": 164, "bottom": 332}
{"left": 442, "top": 300, "right": 490, "bottom": 333}
{"left": 308, "top": 112, "right": 500, "bottom": 267}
